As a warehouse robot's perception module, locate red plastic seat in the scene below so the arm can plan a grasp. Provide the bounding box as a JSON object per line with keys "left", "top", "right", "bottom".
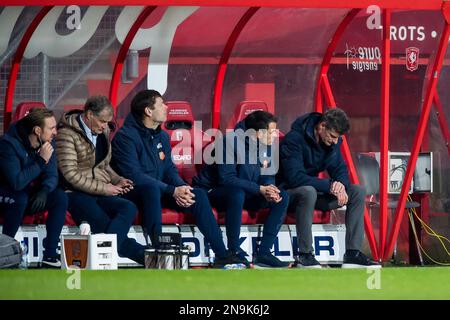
{"left": 217, "top": 208, "right": 270, "bottom": 225}
{"left": 162, "top": 101, "right": 195, "bottom": 146}
{"left": 161, "top": 208, "right": 219, "bottom": 225}
{"left": 12, "top": 101, "right": 46, "bottom": 122}
{"left": 216, "top": 209, "right": 330, "bottom": 225}
{"left": 226, "top": 100, "right": 285, "bottom": 146}
{"left": 162, "top": 101, "right": 200, "bottom": 184}
{"left": 135, "top": 208, "right": 213, "bottom": 226}
{"left": 226, "top": 101, "right": 269, "bottom": 130}
{"left": 158, "top": 102, "right": 198, "bottom": 224}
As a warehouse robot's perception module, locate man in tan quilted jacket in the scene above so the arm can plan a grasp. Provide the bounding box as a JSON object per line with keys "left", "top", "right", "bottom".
{"left": 56, "top": 95, "right": 145, "bottom": 265}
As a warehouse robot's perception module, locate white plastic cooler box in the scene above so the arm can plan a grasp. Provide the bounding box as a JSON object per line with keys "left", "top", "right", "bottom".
{"left": 61, "top": 233, "right": 118, "bottom": 270}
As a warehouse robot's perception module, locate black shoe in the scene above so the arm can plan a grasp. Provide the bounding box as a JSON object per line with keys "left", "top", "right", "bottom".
{"left": 342, "top": 251, "right": 381, "bottom": 269}
{"left": 253, "top": 252, "right": 291, "bottom": 269}
{"left": 231, "top": 250, "right": 251, "bottom": 267}
{"left": 296, "top": 253, "right": 322, "bottom": 269}
{"left": 40, "top": 257, "right": 61, "bottom": 269}
{"left": 213, "top": 251, "right": 247, "bottom": 269}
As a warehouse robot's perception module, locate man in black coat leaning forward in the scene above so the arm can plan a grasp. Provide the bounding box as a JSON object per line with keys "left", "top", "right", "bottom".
{"left": 279, "top": 108, "right": 380, "bottom": 269}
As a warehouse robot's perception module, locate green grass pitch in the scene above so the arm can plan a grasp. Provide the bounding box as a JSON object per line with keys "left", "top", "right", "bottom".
{"left": 1, "top": 267, "right": 449, "bottom": 300}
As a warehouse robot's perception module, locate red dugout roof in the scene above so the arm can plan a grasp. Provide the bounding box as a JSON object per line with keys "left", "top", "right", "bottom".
{"left": 0, "top": 0, "right": 445, "bottom": 10}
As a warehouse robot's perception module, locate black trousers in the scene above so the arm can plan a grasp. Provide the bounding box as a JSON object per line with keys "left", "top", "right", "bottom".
{"left": 0, "top": 186, "right": 67, "bottom": 258}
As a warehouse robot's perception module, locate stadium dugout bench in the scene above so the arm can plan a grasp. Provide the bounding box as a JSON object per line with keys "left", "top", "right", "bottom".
{"left": 1, "top": 101, "right": 343, "bottom": 266}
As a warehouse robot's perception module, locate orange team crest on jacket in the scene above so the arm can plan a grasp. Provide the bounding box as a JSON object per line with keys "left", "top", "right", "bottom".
{"left": 157, "top": 142, "right": 165, "bottom": 160}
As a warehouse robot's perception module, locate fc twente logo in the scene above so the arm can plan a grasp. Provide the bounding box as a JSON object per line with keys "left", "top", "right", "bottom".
{"left": 406, "top": 47, "right": 419, "bottom": 72}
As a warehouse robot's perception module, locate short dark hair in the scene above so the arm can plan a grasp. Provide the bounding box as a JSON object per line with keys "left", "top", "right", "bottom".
{"left": 321, "top": 108, "right": 350, "bottom": 135}
{"left": 130, "top": 89, "right": 163, "bottom": 119}
{"left": 84, "top": 95, "right": 113, "bottom": 116}
{"left": 19, "top": 108, "right": 54, "bottom": 135}
{"left": 244, "top": 110, "right": 277, "bottom": 131}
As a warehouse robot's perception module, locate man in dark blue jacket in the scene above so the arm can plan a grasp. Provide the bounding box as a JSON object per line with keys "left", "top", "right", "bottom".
{"left": 193, "top": 111, "right": 290, "bottom": 268}
{"left": 0, "top": 108, "right": 67, "bottom": 267}
{"left": 111, "top": 89, "right": 247, "bottom": 268}
{"left": 280, "top": 108, "right": 379, "bottom": 268}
